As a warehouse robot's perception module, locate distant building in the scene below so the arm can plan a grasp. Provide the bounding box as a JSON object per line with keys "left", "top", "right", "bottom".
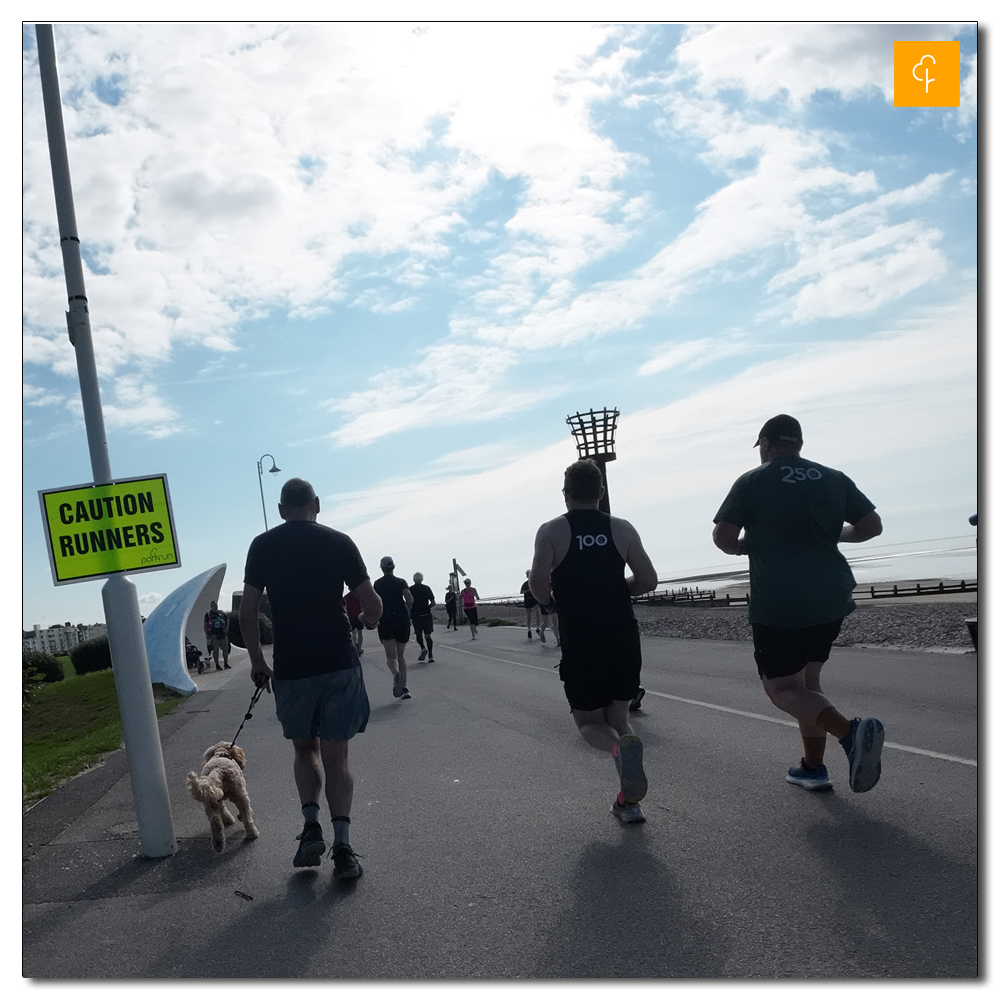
{"left": 22, "top": 622, "right": 108, "bottom": 655}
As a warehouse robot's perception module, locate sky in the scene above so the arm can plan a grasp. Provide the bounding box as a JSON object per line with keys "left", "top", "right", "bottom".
{"left": 20, "top": 18, "right": 979, "bottom": 631}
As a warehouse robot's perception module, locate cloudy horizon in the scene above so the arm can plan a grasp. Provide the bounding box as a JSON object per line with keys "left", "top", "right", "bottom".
{"left": 22, "top": 21, "right": 977, "bottom": 628}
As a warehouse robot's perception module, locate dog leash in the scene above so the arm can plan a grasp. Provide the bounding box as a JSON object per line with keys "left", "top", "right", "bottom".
{"left": 229, "top": 686, "right": 265, "bottom": 749}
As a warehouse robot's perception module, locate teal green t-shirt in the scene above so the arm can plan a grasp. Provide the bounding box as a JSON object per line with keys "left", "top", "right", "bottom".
{"left": 714, "top": 455, "right": 875, "bottom": 628}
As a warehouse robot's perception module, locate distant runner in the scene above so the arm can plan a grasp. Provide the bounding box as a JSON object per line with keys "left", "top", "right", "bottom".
{"left": 345, "top": 589, "right": 364, "bottom": 656}
{"left": 713, "top": 414, "right": 885, "bottom": 794}
{"left": 530, "top": 459, "right": 658, "bottom": 823}
{"left": 539, "top": 599, "right": 559, "bottom": 647}
{"left": 373, "top": 557, "right": 413, "bottom": 700}
{"left": 461, "top": 578, "right": 480, "bottom": 639}
{"left": 444, "top": 585, "right": 458, "bottom": 630}
{"left": 410, "top": 572, "right": 436, "bottom": 663}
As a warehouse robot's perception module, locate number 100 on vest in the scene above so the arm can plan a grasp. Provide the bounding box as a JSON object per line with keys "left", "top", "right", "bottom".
{"left": 39, "top": 474, "right": 181, "bottom": 585}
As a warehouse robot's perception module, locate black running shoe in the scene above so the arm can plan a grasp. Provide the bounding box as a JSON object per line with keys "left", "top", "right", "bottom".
{"left": 628, "top": 687, "right": 645, "bottom": 712}
{"left": 293, "top": 821, "right": 325, "bottom": 867}
{"left": 331, "top": 844, "right": 363, "bottom": 880}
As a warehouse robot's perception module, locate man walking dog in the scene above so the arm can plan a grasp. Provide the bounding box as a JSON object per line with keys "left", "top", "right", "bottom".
{"left": 241, "top": 478, "right": 382, "bottom": 879}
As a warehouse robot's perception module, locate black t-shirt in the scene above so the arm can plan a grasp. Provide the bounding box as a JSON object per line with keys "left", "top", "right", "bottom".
{"left": 715, "top": 455, "right": 875, "bottom": 627}
{"left": 551, "top": 509, "right": 635, "bottom": 642}
{"left": 243, "top": 520, "right": 368, "bottom": 679}
{"left": 373, "top": 574, "right": 410, "bottom": 622}
{"left": 409, "top": 583, "right": 435, "bottom": 616}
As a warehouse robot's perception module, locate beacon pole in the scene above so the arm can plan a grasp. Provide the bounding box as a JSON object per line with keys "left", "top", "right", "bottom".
{"left": 35, "top": 24, "right": 176, "bottom": 858}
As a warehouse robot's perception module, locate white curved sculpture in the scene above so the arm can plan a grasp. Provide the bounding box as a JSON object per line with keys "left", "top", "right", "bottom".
{"left": 143, "top": 564, "right": 226, "bottom": 695}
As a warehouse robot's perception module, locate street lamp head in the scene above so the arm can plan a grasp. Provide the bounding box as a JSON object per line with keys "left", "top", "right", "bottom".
{"left": 269, "top": 463, "right": 280, "bottom": 475}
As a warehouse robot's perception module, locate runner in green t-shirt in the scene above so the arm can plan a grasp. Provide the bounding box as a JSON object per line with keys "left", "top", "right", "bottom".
{"left": 713, "top": 414, "right": 886, "bottom": 794}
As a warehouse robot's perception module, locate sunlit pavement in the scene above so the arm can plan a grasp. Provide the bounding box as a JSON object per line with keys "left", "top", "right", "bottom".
{"left": 23, "top": 625, "right": 977, "bottom": 978}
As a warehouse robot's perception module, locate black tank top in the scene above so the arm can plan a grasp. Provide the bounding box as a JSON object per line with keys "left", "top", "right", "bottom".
{"left": 551, "top": 509, "right": 635, "bottom": 638}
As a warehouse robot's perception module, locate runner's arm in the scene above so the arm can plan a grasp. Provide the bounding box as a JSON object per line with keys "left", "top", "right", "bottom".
{"left": 840, "top": 510, "right": 882, "bottom": 543}
{"left": 529, "top": 522, "right": 556, "bottom": 605}
{"left": 712, "top": 521, "right": 745, "bottom": 555}
{"left": 618, "top": 519, "right": 658, "bottom": 596}
{"left": 239, "top": 584, "right": 273, "bottom": 693}
{"left": 403, "top": 587, "right": 413, "bottom": 610}
{"left": 352, "top": 579, "right": 383, "bottom": 628}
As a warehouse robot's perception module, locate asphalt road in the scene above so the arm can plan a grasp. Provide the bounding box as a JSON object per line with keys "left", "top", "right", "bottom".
{"left": 23, "top": 627, "right": 978, "bottom": 979}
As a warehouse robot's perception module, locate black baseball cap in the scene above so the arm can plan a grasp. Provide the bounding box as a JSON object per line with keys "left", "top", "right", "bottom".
{"left": 754, "top": 414, "right": 802, "bottom": 448}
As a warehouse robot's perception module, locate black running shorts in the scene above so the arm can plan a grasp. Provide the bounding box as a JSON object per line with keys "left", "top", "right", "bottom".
{"left": 412, "top": 613, "right": 433, "bottom": 635}
{"left": 464, "top": 607, "right": 479, "bottom": 626}
{"left": 751, "top": 619, "right": 843, "bottom": 679}
{"left": 377, "top": 619, "right": 411, "bottom": 644}
{"left": 558, "top": 620, "right": 642, "bottom": 712}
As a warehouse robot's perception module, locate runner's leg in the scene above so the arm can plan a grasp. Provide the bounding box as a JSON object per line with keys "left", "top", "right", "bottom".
{"left": 319, "top": 739, "right": 353, "bottom": 820}
{"left": 396, "top": 639, "right": 407, "bottom": 690}
{"left": 762, "top": 669, "right": 851, "bottom": 739}
{"left": 800, "top": 661, "right": 828, "bottom": 765}
{"left": 571, "top": 701, "right": 633, "bottom": 752}
{"left": 291, "top": 737, "right": 323, "bottom": 805}
{"left": 380, "top": 637, "right": 398, "bottom": 679}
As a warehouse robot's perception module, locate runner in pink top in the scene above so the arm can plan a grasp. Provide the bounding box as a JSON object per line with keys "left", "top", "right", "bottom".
{"left": 460, "top": 578, "right": 480, "bottom": 639}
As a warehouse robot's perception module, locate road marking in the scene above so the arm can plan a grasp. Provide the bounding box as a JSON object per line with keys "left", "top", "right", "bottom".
{"left": 436, "top": 641, "right": 978, "bottom": 768}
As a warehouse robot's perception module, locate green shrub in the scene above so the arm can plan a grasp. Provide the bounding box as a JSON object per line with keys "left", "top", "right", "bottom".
{"left": 227, "top": 610, "right": 273, "bottom": 648}
{"left": 23, "top": 650, "right": 65, "bottom": 684}
{"left": 70, "top": 635, "right": 113, "bottom": 675}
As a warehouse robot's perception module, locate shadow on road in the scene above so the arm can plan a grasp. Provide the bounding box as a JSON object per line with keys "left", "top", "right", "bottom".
{"left": 536, "top": 835, "right": 726, "bottom": 978}
{"left": 145, "top": 865, "right": 360, "bottom": 978}
{"left": 807, "top": 798, "right": 978, "bottom": 977}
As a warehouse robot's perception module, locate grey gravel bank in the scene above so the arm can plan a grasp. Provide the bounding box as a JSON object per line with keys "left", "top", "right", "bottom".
{"left": 475, "top": 600, "right": 977, "bottom": 651}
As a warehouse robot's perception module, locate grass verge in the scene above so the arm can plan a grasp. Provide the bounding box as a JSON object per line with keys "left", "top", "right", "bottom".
{"left": 23, "top": 669, "right": 188, "bottom": 811}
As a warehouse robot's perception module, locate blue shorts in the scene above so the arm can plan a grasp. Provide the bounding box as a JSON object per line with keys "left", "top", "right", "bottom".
{"left": 273, "top": 662, "right": 370, "bottom": 742}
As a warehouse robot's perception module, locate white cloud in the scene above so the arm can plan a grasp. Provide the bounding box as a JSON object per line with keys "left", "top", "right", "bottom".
{"left": 97, "top": 376, "right": 180, "bottom": 438}
{"left": 22, "top": 23, "right": 975, "bottom": 445}
{"left": 638, "top": 337, "right": 753, "bottom": 376}
{"left": 327, "top": 343, "right": 554, "bottom": 445}
{"left": 671, "top": 22, "right": 968, "bottom": 105}
{"left": 319, "top": 297, "right": 976, "bottom": 597}
{"left": 23, "top": 383, "right": 65, "bottom": 407}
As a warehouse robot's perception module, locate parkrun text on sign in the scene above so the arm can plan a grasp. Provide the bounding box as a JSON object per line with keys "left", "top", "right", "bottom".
{"left": 894, "top": 40, "right": 960, "bottom": 107}
{"left": 39, "top": 474, "right": 181, "bottom": 585}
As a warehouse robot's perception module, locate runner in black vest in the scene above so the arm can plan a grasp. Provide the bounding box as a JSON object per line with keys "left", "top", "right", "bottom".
{"left": 530, "top": 459, "right": 658, "bottom": 823}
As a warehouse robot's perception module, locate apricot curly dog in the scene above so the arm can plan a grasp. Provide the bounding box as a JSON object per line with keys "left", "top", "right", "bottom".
{"left": 187, "top": 742, "right": 259, "bottom": 852}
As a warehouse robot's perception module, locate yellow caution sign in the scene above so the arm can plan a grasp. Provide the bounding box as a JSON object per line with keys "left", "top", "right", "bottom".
{"left": 39, "top": 474, "right": 181, "bottom": 585}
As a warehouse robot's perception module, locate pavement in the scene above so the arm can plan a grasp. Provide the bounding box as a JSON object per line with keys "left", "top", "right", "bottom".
{"left": 23, "top": 627, "right": 979, "bottom": 979}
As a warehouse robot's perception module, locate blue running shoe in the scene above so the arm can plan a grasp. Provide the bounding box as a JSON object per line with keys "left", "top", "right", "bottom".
{"left": 786, "top": 760, "right": 833, "bottom": 791}
{"left": 841, "top": 717, "right": 885, "bottom": 793}
{"left": 614, "top": 734, "right": 648, "bottom": 803}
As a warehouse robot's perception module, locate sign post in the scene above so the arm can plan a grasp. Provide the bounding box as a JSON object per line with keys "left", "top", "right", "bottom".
{"left": 35, "top": 24, "right": 176, "bottom": 857}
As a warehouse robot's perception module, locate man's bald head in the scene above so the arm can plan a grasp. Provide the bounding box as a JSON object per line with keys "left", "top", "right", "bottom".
{"left": 278, "top": 478, "right": 319, "bottom": 522}
{"left": 279, "top": 478, "right": 317, "bottom": 507}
